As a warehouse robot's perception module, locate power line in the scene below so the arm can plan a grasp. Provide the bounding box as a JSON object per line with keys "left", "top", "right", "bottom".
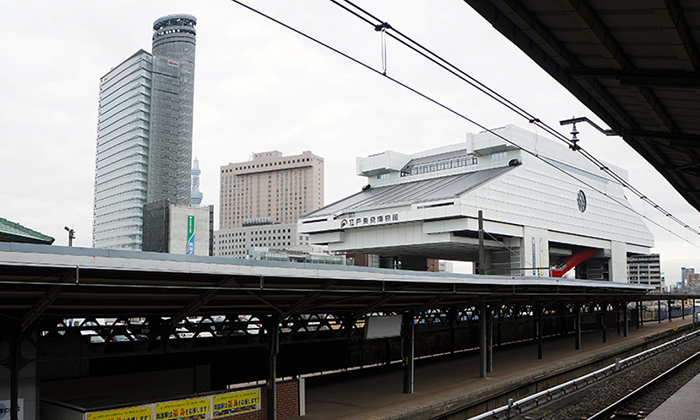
{"left": 228, "top": 0, "right": 700, "bottom": 249}
{"left": 330, "top": 0, "right": 700, "bottom": 237}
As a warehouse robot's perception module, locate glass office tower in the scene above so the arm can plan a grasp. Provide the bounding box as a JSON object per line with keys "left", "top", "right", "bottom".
{"left": 93, "top": 51, "right": 153, "bottom": 249}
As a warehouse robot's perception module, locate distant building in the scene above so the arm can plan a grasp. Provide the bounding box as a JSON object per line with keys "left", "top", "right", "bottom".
{"left": 681, "top": 267, "right": 695, "bottom": 287}
{"left": 688, "top": 272, "right": 700, "bottom": 288}
{"left": 191, "top": 157, "right": 203, "bottom": 205}
{"left": 248, "top": 246, "right": 347, "bottom": 265}
{"left": 0, "top": 217, "right": 54, "bottom": 245}
{"left": 213, "top": 220, "right": 309, "bottom": 258}
{"left": 213, "top": 219, "right": 344, "bottom": 264}
{"left": 627, "top": 254, "right": 662, "bottom": 291}
{"left": 93, "top": 14, "right": 197, "bottom": 250}
{"left": 219, "top": 151, "right": 324, "bottom": 229}
{"left": 142, "top": 201, "right": 213, "bottom": 256}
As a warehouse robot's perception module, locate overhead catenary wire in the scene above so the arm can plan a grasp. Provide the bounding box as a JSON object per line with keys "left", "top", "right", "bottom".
{"left": 228, "top": 0, "right": 700, "bottom": 249}
{"left": 330, "top": 0, "right": 700, "bottom": 237}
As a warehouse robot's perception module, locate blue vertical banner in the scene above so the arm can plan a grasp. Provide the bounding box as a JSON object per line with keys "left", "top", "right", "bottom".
{"left": 187, "top": 215, "right": 195, "bottom": 255}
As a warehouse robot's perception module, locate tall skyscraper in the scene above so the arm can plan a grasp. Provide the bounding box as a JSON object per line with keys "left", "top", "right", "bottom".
{"left": 93, "top": 14, "right": 197, "bottom": 250}
{"left": 148, "top": 14, "right": 197, "bottom": 205}
{"left": 219, "top": 151, "right": 324, "bottom": 229}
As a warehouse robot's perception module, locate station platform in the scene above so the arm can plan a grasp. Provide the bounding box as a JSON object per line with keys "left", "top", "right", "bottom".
{"left": 646, "top": 370, "right": 700, "bottom": 420}
{"left": 296, "top": 317, "right": 696, "bottom": 420}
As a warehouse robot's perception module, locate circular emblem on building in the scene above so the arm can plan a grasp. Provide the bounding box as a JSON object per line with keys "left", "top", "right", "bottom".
{"left": 577, "top": 190, "right": 587, "bottom": 213}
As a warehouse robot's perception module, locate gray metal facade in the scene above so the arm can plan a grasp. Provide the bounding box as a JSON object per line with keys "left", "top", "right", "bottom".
{"left": 147, "top": 14, "right": 197, "bottom": 205}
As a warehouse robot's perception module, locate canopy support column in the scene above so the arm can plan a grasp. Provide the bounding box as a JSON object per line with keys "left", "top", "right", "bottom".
{"left": 9, "top": 326, "right": 20, "bottom": 420}
{"left": 682, "top": 299, "right": 686, "bottom": 320}
{"left": 480, "top": 303, "right": 488, "bottom": 378}
{"left": 487, "top": 307, "right": 493, "bottom": 373}
{"left": 636, "top": 302, "right": 641, "bottom": 329}
{"left": 537, "top": 305, "right": 544, "bottom": 359}
{"left": 575, "top": 304, "right": 581, "bottom": 350}
{"left": 602, "top": 303, "right": 607, "bottom": 343}
{"left": 267, "top": 314, "right": 279, "bottom": 420}
{"left": 402, "top": 311, "right": 414, "bottom": 394}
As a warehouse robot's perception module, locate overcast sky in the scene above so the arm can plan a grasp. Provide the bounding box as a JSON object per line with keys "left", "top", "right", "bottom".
{"left": 2, "top": 0, "right": 699, "bottom": 285}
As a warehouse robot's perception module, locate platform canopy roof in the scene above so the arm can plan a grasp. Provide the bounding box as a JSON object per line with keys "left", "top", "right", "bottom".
{"left": 0, "top": 243, "right": 655, "bottom": 329}
{"left": 463, "top": 0, "right": 700, "bottom": 212}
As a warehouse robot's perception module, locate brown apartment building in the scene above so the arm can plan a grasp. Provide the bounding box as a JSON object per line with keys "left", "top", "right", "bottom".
{"left": 219, "top": 151, "right": 324, "bottom": 229}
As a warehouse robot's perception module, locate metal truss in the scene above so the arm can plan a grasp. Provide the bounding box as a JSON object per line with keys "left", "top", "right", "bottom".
{"left": 1, "top": 301, "right": 633, "bottom": 368}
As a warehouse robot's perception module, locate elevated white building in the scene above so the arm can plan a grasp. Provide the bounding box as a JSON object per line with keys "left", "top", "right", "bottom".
{"left": 299, "top": 125, "right": 654, "bottom": 282}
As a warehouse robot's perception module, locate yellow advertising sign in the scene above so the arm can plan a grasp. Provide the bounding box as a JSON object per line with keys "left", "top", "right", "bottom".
{"left": 212, "top": 389, "right": 261, "bottom": 418}
{"left": 155, "top": 397, "right": 210, "bottom": 420}
{"left": 86, "top": 405, "right": 152, "bottom": 420}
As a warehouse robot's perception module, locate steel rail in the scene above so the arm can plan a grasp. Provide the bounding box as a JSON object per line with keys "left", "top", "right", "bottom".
{"left": 587, "top": 347, "right": 700, "bottom": 420}
{"left": 467, "top": 330, "right": 700, "bottom": 420}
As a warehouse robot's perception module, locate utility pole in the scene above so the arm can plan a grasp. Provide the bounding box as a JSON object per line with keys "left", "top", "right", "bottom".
{"left": 64, "top": 226, "right": 75, "bottom": 247}
{"left": 478, "top": 210, "right": 485, "bottom": 275}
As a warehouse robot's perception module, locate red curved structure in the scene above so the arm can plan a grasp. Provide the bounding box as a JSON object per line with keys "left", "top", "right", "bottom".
{"left": 551, "top": 248, "right": 598, "bottom": 277}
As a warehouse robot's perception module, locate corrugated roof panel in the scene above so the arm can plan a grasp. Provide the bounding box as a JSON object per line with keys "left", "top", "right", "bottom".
{"left": 306, "top": 167, "right": 513, "bottom": 218}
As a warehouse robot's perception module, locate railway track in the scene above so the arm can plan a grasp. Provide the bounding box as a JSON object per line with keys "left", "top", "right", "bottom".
{"left": 587, "top": 349, "right": 700, "bottom": 419}
{"left": 466, "top": 330, "right": 700, "bottom": 420}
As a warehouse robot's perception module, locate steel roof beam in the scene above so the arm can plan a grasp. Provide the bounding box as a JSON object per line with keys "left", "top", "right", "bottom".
{"left": 564, "top": 68, "right": 700, "bottom": 88}
{"left": 559, "top": 0, "right": 679, "bottom": 135}
{"left": 651, "top": 0, "right": 700, "bottom": 71}
{"left": 169, "top": 276, "right": 237, "bottom": 327}
{"left": 624, "top": 130, "right": 700, "bottom": 148}
{"left": 281, "top": 280, "right": 338, "bottom": 318}
{"left": 20, "top": 269, "right": 76, "bottom": 331}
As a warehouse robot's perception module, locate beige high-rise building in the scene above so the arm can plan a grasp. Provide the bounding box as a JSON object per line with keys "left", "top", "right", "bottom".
{"left": 220, "top": 151, "right": 324, "bottom": 229}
